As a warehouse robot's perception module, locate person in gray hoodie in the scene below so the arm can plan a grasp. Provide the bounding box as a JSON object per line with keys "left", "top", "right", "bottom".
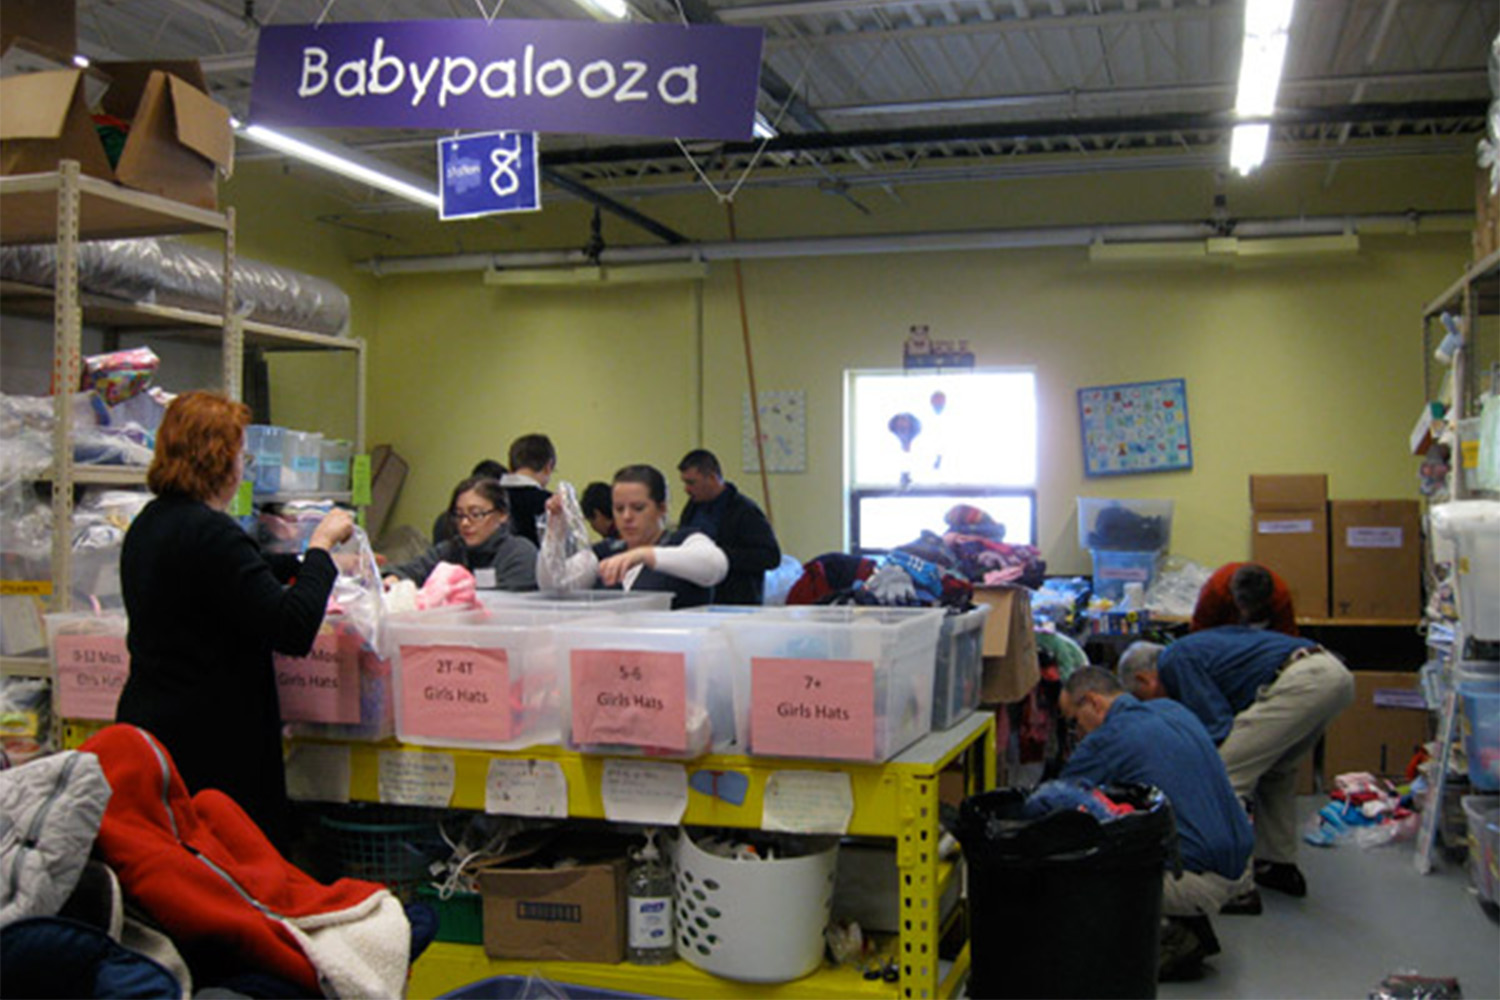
{"left": 386, "top": 475, "right": 537, "bottom": 591}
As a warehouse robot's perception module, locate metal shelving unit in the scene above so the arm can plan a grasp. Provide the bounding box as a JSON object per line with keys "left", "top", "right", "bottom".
{"left": 290, "top": 711, "right": 998, "bottom": 1000}
{"left": 0, "top": 161, "right": 367, "bottom": 675}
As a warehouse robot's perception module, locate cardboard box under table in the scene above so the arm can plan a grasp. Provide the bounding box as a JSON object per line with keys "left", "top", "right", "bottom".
{"left": 1330, "top": 500, "right": 1422, "bottom": 621}
{"left": 1250, "top": 474, "right": 1330, "bottom": 619}
{"left": 1322, "top": 671, "right": 1430, "bottom": 780}
{"left": 479, "top": 849, "right": 627, "bottom": 964}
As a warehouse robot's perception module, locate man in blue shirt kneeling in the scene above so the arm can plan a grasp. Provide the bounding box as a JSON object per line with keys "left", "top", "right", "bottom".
{"left": 1060, "top": 667, "right": 1255, "bottom": 982}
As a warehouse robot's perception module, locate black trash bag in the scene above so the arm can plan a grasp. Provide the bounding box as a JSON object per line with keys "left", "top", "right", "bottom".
{"left": 956, "top": 784, "right": 1179, "bottom": 1000}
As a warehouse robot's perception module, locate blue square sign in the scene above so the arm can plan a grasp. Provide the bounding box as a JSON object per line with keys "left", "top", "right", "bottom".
{"left": 439, "top": 131, "right": 541, "bottom": 221}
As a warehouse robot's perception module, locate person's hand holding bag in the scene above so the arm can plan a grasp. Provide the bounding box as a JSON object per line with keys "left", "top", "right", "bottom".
{"left": 308, "top": 508, "right": 355, "bottom": 552}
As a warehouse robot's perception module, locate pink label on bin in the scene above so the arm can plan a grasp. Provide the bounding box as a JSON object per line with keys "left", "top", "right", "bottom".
{"left": 751, "top": 657, "right": 875, "bottom": 760}
{"left": 54, "top": 634, "right": 129, "bottom": 720}
{"left": 400, "top": 644, "right": 511, "bottom": 742}
{"left": 571, "top": 649, "right": 686, "bottom": 751}
{"left": 275, "top": 630, "right": 361, "bottom": 723}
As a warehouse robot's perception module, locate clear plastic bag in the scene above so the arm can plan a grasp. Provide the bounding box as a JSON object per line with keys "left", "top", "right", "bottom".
{"left": 536, "top": 481, "right": 596, "bottom": 592}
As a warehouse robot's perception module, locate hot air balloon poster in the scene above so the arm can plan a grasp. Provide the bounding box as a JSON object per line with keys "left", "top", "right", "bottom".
{"left": 743, "top": 390, "right": 807, "bottom": 473}
{"left": 1078, "top": 378, "right": 1193, "bottom": 477}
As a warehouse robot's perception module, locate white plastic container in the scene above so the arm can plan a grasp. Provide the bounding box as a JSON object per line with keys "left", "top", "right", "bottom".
{"left": 673, "top": 829, "right": 838, "bottom": 983}
{"left": 390, "top": 606, "right": 589, "bottom": 750}
{"left": 724, "top": 606, "right": 943, "bottom": 762}
{"left": 556, "top": 611, "right": 743, "bottom": 758}
{"left": 281, "top": 430, "right": 324, "bottom": 493}
{"left": 1429, "top": 501, "right": 1500, "bottom": 641}
{"left": 933, "top": 606, "right": 988, "bottom": 729}
{"left": 1077, "top": 497, "right": 1174, "bottom": 551}
{"left": 319, "top": 438, "right": 354, "bottom": 493}
{"left": 45, "top": 611, "right": 129, "bottom": 721}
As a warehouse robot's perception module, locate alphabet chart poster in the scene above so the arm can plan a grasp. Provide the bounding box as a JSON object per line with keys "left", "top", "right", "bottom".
{"left": 1078, "top": 379, "right": 1193, "bottom": 477}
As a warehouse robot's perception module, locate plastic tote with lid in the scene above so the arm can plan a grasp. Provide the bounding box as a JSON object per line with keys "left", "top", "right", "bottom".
{"left": 1429, "top": 501, "right": 1500, "bottom": 641}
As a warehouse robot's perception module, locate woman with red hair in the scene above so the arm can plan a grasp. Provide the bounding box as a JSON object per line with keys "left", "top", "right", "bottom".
{"left": 115, "top": 391, "right": 353, "bottom": 849}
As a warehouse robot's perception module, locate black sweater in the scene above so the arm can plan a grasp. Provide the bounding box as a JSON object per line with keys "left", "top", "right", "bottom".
{"left": 115, "top": 494, "right": 337, "bottom": 848}
{"left": 678, "top": 483, "right": 781, "bottom": 605}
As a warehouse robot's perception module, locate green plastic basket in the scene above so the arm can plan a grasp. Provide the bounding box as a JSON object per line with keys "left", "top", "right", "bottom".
{"left": 416, "top": 884, "right": 484, "bottom": 944}
{"left": 316, "top": 803, "right": 451, "bottom": 901}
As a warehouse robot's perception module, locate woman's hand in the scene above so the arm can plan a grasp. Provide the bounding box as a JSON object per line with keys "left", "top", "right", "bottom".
{"left": 543, "top": 492, "right": 567, "bottom": 526}
{"left": 308, "top": 508, "right": 355, "bottom": 552}
{"left": 598, "top": 547, "right": 654, "bottom": 586}
{"left": 382, "top": 574, "right": 402, "bottom": 589}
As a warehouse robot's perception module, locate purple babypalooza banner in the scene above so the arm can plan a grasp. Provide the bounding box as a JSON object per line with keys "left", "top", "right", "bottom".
{"left": 249, "top": 20, "right": 764, "bottom": 141}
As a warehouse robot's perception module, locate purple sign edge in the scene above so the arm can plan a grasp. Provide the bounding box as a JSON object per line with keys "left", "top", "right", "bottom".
{"left": 249, "top": 19, "right": 763, "bottom": 141}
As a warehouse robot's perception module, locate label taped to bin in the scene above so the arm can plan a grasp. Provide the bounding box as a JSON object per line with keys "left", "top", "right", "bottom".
{"left": 571, "top": 649, "right": 687, "bottom": 751}
{"left": 400, "top": 644, "right": 512, "bottom": 742}
{"left": 751, "top": 657, "right": 875, "bottom": 760}
{"left": 53, "top": 634, "right": 129, "bottom": 720}
{"left": 275, "top": 629, "right": 362, "bottom": 723}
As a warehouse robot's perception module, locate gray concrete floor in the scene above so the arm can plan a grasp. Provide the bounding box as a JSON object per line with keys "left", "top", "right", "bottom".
{"left": 1158, "top": 797, "right": 1499, "bottom": 1000}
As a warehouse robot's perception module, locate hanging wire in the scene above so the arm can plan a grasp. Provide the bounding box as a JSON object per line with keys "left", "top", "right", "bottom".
{"left": 473, "top": 0, "right": 508, "bottom": 24}
{"left": 314, "top": 0, "right": 338, "bottom": 27}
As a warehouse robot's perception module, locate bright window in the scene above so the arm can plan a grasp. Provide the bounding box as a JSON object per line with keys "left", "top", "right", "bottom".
{"left": 845, "top": 369, "right": 1037, "bottom": 553}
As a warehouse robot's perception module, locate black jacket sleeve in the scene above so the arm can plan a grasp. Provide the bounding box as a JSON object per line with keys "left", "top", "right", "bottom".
{"left": 204, "top": 518, "right": 339, "bottom": 657}
{"left": 720, "top": 494, "right": 782, "bottom": 576}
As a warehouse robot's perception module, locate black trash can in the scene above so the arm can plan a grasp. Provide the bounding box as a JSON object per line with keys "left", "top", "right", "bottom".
{"left": 956, "top": 783, "right": 1178, "bottom": 1000}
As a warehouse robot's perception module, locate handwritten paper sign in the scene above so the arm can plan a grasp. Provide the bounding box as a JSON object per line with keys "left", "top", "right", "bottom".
{"left": 601, "top": 758, "right": 688, "bottom": 825}
{"left": 54, "top": 634, "right": 130, "bottom": 720}
{"left": 571, "top": 649, "right": 686, "bottom": 752}
{"left": 378, "top": 749, "right": 455, "bottom": 807}
{"left": 485, "top": 758, "right": 568, "bottom": 817}
{"left": 399, "top": 644, "right": 511, "bottom": 743}
{"left": 751, "top": 657, "right": 875, "bottom": 761}
{"left": 275, "top": 629, "right": 361, "bottom": 723}
{"left": 763, "top": 770, "right": 854, "bottom": 834}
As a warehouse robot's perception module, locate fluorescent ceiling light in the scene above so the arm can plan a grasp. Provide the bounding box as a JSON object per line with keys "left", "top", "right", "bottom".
{"left": 1235, "top": 32, "right": 1288, "bottom": 117}
{"left": 1230, "top": 123, "right": 1270, "bottom": 175}
{"left": 238, "top": 123, "right": 441, "bottom": 209}
{"left": 72, "top": 54, "right": 90, "bottom": 67}
{"left": 576, "top": 0, "right": 630, "bottom": 19}
{"left": 753, "top": 112, "right": 777, "bottom": 140}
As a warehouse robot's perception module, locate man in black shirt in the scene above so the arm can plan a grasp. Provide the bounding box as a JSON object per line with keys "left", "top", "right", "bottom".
{"left": 677, "top": 449, "right": 780, "bottom": 605}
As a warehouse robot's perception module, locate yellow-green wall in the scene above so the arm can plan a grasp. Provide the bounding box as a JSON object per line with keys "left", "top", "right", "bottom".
{"left": 221, "top": 153, "right": 1478, "bottom": 575}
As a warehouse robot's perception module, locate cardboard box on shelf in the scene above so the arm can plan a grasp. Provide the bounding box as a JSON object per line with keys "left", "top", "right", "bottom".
{"left": 971, "top": 585, "right": 1039, "bottom": 703}
{"left": 479, "top": 856, "right": 627, "bottom": 964}
{"left": 1323, "top": 671, "right": 1430, "bottom": 780}
{"left": 366, "top": 445, "right": 408, "bottom": 543}
{"left": 1330, "top": 500, "right": 1422, "bottom": 621}
{"left": 0, "top": 59, "right": 232, "bottom": 209}
{"left": 1250, "top": 474, "right": 1330, "bottom": 619}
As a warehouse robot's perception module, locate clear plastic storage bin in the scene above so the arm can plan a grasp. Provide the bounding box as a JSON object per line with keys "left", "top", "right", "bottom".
{"left": 245, "top": 424, "right": 284, "bottom": 494}
{"left": 557, "top": 611, "right": 743, "bottom": 758}
{"left": 723, "top": 606, "right": 943, "bottom": 762}
{"left": 477, "top": 590, "right": 674, "bottom": 614}
{"left": 1089, "top": 549, "right": 1164, "bottom": 601}
{"left": 391, "top": 607, "right": 590, "bottom": 750}
{"left": 933, "top": 606, "right": 988, "bottom": 729}
{"left": 1462, "top": 795, "right": 1500, "bottom": 909}
{"left": 281, "top": 430, "right": 324, "bottom": 493}
{"left": 280, "top": 615, "right": 394, "bottom": 742}
{"left": 1458, "top": 661, "right": 1500, "bottom": 791}
{"left": 1429, "top": 501, "right": 1500, "bottom": 641}
{"left": 320, "top": 438, "right": 354, "bottom": 494}
{"left": 1077, "top": 498, "right": 1173, "bottom": 551}
{"left": 45, "top": 611, "right": 129, "bottom": 721}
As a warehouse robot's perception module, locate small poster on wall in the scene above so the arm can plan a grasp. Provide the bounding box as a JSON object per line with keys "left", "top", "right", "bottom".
{"left": 743, "top": 390, "right": 807, "bottom": 473}
{"left": 1078, "top": 378, "right": 1193, "bottom": 477}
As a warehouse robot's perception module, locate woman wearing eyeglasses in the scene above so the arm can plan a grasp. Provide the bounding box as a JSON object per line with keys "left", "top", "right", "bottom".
{"left": 537, "top": 464, "right": 727, "bottom": 608}
{"left": 384, "top": 475, "right": 537, "bottom": 591}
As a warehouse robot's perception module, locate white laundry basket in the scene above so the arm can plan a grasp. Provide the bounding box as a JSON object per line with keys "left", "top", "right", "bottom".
{"left": 672, "top": 829, "right": 838, "bottom": 983}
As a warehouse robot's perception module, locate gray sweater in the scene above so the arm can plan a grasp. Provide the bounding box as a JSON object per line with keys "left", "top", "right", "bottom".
{"left": 390, "top": 526, "right": 538, "bottom": 591}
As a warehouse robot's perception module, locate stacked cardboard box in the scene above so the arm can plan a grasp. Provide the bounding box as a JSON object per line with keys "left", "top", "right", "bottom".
{"left": 1250, "top": 474, "right": 1330, "bottom": 619}
{"left": 1330, "top": 500, "right": 1422, "bottom": 621}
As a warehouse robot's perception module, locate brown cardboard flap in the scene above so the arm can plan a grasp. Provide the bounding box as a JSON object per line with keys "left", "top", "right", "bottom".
{"left": 166, "top": 75, "right": 233, "bottom": 171}
{"left": 97, "top": 60, "right": 210, "bottom": 117}
{"left": 973, "top": 586, "right": 1039, "bottom": 703}
{"left": 112, "top": 70, "right": 224, "bottom": 207}
{"left": 0, "top": 69, "right": 113, "bottom": 180}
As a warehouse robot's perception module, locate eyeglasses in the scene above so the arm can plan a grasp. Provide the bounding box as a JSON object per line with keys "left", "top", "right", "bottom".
{"left": 451, "top": 508, "right": 498, "bottom": 523}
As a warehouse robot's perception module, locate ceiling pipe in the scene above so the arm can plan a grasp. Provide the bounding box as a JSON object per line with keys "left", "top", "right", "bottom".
{"left": 354, "top": 210, "right": 1470, "bottom": 276}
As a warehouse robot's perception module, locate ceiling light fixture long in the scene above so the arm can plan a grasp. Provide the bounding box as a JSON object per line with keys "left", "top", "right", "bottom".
{"left": 237, "top": 122, "right": 441, "bottom": 209}
{"left": 1231, "top": 0, "right": 1296, "bottom": 175}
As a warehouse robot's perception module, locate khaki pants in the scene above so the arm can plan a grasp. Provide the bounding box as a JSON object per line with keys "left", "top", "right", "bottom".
{"left": 1162, "top": 863, "right": 1255, "bottom": 916}
{"left": 1218, "top": 652, "right": 1355, "bottom": 864}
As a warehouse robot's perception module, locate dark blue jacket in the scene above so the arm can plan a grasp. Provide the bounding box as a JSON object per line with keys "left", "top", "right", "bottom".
{"left": 1062, "top": 694, "right": 1253, "bottom": 879}
{"left": 1158, "top": 626, "right": 1316, "bottom": 743}
{"left": 679, "top": 482, "right": 780, "bottom": 605}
